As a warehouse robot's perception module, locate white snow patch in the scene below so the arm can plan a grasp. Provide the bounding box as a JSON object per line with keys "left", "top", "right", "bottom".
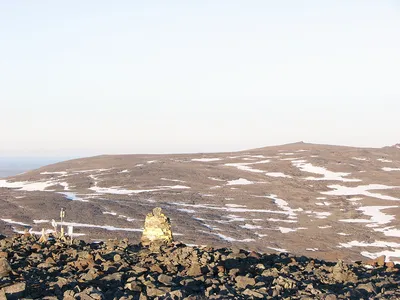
{"left": 337, "top": 232, "right": 351, "bottom": 236}
{"left": 278, "top": 227, "right": 297, "bottom": 233}
{"left": 161, "top": 178, "right": 186, "bottom": 183}
{"left": 225, "top": 204, "right": 247, "bottom": 208}
{"left": 260, "top": 194, "right": 302, "bottom": 217}
{"left": 209, "top": 177, "right": 225, "bottom": 182}
{"left": 265, "top": 172, "right": 292, "bottom": 178}
{"left": 210, "top": 186, "right": 221, "bottom": 189}
{"left": 0, "top": 179, "right": 56, "bottom": 191}
{"left": 59, "top": 192, "right": 88, "bottom": 202}
{"left": 352, "top": 157, "right": 368, "bottom": 161}
{"left": 339, "top": 240, "right": 400, "bottom": 248}
{"left": 1, "top": 219, "right": 30, "bottom": 227}
{"left": 202, "top": 230, "right": 256, "bottom": 242}
{"left": 177, "top": 208, "right": 196, "bottom": 213}
{"left": 313, "top": 212, "right": 332, "bottom": 219}
{"left": 268, "top": 247, "right": 288, "bottom": 253}
{"left": 267, "top": 218, "right": 297, "bottom": 223}
{"left": 103, "top": 211, "right": 117, "bottom": 216}
{"left": 348, "top": 197, "right": 363, "bottom": 202}
{"left": 90, "top": 185, "right": 190, "bottom": 195}
{"left": 292, "top": 161, "right": 361, "bottom": 182}
{"left": 240, "top": 224, "right": 262, "bottom": 229}
{"left": 322, "top": 184, "right": 400, "bottom": 201}
{"left": 306, "top": 248, "right": 319, "bottom": 251}
{"left": 73, "top": 169, "right": 111, "bottom": 173}
{"left": 226, "top": 178, "right": 254, "bottom": 185}
{"left": 225, "top": 159, "right": 271, "bottom": 174}
{"left": 382, "top": 167, "right": 400, "bottom": 172}
{"left": 171, "top": 202, "right": 297, "bottom": 216}
{"left": 192, "top": 158, "right": 221, "bottom": 162}
{"left": 340, "top": 219, "right": 372, "bottom": 223}
{"left": 358, "top": 206, "right": 397, "bottom": 225}
{"left": 224, "top": 162, "right": 265, "bottom": 173}
{"left": 41, "top": 171, "right": 68, "bottom": 175}
{"left": 377, "top": 158, "right": 392, "bottom": 163}
{"left": 374, "top": 226, "right": 400, "bottom": 238}
{"left": 318, "top": 225, "right": 332, "bottom": 229}
{"left": 361, "top": 250, "right": 400, "bottom": 264}
{"left": 33, "top": 220, "right": 49, "bottom": 224}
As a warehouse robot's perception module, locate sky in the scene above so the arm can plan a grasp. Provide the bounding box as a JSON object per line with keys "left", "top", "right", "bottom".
{"left": 1, "top": 1, "right": 399, "bottom": 157}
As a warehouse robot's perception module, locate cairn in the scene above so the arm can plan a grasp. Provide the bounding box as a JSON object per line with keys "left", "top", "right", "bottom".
{"left": 141, "top": 207, "right": 173, "bottom": 248}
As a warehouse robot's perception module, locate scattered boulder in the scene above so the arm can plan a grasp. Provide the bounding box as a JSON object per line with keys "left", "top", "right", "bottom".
{"left": 235, "top": 276, "right": 256, "bottom": 289}
{"left": 0, "top": 233, "right": 399, "bottom": 299}
{"left": 0, "top": 258, "right": 12, "bottom": 278}
{"left": 365, "top": 255, "right": 386, "bottom": 267}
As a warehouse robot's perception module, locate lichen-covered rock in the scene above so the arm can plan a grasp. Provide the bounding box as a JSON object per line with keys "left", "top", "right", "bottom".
{"left": 0, "top": 258, "right": 12, "bottom": 278}
{"left": 141, "top": 207, "right": 173, "bottom": 246}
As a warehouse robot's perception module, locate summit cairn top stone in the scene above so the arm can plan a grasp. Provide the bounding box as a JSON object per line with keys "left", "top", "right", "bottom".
{"left": 141, "top": 207, "right": 173, "bottom": 247}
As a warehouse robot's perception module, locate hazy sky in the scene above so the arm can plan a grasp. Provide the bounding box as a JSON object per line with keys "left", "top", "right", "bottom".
{"left": 1, "top": 1, "right": 399, "bottom": 157}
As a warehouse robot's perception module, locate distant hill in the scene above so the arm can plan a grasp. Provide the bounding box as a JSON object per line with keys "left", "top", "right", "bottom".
{"left": 0, "top": 143, "right": 399, "bottom": 264}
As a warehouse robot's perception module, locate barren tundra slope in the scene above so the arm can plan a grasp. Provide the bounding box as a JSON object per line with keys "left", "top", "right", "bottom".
{"left": 0, "top": 142, "right": 399, "bottom": 264}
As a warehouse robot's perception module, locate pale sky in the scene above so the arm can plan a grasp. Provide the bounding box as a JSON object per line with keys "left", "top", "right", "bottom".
{"left": 1, "top": 1, "right": 399, "bottom": 157}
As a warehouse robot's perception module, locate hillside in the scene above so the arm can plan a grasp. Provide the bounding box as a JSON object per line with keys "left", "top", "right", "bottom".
{"left": 0, "top": 142, "right": 399, "bottom": 264}
{"left": 0, "top": 234, "right": 399, "bottom": 299}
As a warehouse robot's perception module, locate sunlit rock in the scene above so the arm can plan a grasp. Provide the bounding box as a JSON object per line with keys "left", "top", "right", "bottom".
{"left": 141, "top": 207, "right": 173, "bottom": 247}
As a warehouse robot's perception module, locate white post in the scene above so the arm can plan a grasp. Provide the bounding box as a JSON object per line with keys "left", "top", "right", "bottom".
{"left": 68, "top": 225, "right": 74, "bottom": 236}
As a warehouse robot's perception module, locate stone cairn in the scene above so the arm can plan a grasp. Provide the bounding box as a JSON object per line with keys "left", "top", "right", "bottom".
{"left": 141, "top": 207, "right": 173, "bottom": 248}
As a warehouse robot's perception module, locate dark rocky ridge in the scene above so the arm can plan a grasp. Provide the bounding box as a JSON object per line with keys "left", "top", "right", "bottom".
{"left": 0, "top": 234, "right": 399, "bottom": 299}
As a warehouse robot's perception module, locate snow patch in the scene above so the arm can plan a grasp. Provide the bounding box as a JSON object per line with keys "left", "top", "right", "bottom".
{"left": 192, "top": 158, "right": 221, "bottom": 162}
{"left": 382, "top": 167, "right": 400, "bottom": 172}
{"left": 226, "top": 178, "right": 254, "bottom": 185}
{"left": 322, "top": 184, "right": 400, "bottom": 201}
{"left": 292, "top": 161, "right": 361, "bottom": 182}
{"left": 265, "top": 172, "right": 292, "bottom": 178}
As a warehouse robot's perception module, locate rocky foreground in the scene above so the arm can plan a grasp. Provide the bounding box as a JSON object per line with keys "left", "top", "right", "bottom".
{"left": 0, "top": 234, "right": 399, "bottom": 300}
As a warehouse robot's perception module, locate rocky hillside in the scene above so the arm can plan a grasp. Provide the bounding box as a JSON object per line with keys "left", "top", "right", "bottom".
{"left": 0, "top": 142, "right": 399, "bottom": 264}
{"left": 0, "top": 234, "right": 399, "bottom": 299}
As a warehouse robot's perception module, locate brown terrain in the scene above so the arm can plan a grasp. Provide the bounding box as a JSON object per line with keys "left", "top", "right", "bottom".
{"left": 0, "top": 142, "right": 399, "bottom": 264}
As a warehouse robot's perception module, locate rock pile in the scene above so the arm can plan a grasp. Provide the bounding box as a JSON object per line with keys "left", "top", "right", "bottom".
{"left": 141, "top": 207, "right": 173, "bottom": 247}
{"left": 0, "top": 233, "right": 399, "bottom": 299}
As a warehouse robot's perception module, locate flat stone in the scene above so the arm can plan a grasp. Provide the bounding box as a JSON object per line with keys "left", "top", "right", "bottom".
{"left": 242, "top": 288, "right": 264, "bottom": 298}
{"left": 187, "top": 263, "right": 202, "bottom": 277}
{"left": 146, "top": 286, "right": 167, "bottom": 297}
{"left": 1, "top": 282, "right": 26, "bottom": 299}
{"left": 158, "top": 274, "right": 173, "bottom": 285}
{"left": 0, "top": 259, "right": 12, "bottom": 278}
{"left": 235, "top": 276, "right": 256, "bottom": 289}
